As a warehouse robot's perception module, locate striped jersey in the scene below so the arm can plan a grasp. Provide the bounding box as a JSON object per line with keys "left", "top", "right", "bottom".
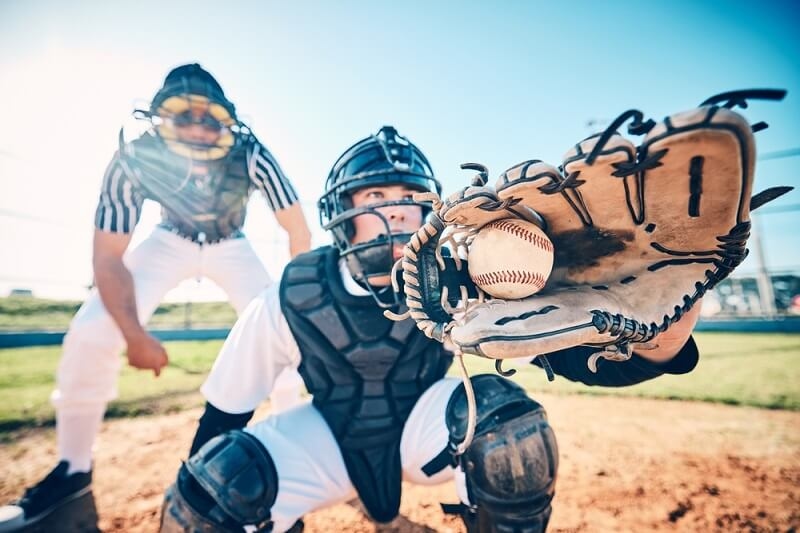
{"left": 94, "top": 132, "right": 298, "bottom": 242}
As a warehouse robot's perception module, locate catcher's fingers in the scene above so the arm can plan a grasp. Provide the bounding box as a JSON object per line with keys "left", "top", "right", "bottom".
{"left": 438, "top": 184, "right": 517, "bottom": 229}
{"left": 448, "top": 290, "right": 625, "bottom": 359}
{"left": 448, "top": 280, "right": 671, "bottom": 363}
{"left": 560, "top": 133, "right": 641, "bottom": 228}
{"left": 641, "top": 106, "right": 754, "bottom": 252}
{"left": 495, "top": 161, "right": 589, "bottom": 235}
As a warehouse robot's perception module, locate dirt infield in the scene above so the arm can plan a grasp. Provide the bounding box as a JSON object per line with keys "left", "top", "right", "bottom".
{"left": 1, "top": 393, "right": 798, "bottom": 532}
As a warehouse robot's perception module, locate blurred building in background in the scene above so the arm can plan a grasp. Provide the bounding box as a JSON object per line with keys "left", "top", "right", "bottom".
{"left": 702, "top": 273, "right": 800, "bottom": 317}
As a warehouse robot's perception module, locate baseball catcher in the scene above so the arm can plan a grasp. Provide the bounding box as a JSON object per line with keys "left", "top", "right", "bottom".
{"left": 156, "top": 117, "right": 743, "bottom": 533}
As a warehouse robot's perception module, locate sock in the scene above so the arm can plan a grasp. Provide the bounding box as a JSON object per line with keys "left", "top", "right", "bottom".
{"left": 56, "top": 406, "right": 105, "bottom": 474}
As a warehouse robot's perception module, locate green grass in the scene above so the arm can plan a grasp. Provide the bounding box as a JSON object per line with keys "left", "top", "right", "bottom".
{"left": 0, "top": 297, "right": 237, "bottom": 330}
{"left": 459, "top": 332, "right": 800, "bottom": 410}
{"left": 0, "top": 341, "right": 223, "bottom": 432}
{"left": 0, "top": 333, "right": 798, "bottom": 433}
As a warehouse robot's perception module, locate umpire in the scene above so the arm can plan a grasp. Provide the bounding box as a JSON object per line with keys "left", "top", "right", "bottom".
{"left": 0, "top": 63, "right": 310, "bottom": 531}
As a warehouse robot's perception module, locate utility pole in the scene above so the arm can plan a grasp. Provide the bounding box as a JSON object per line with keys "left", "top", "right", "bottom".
{"left": 184, "top": 300, "right": 193, "bottom": 329}
{"left": 750, "top": 214, "right": 777, "bottom": 318}
{"left": 748, "top": 144, "right": 799, "bottom": 318}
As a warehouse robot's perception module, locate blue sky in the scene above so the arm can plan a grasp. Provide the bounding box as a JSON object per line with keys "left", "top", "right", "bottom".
{"left": 1, "top": 0, "right": 798, "bottom": 300}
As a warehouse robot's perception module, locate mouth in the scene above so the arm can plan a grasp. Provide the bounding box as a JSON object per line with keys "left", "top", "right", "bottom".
{"left": 387, "top": 230, "right": 413, "bottom": 259}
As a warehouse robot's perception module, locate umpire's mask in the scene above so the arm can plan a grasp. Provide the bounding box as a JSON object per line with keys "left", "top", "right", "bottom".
{"left": 145, "top": 63, "right": 242, "bottom": 160}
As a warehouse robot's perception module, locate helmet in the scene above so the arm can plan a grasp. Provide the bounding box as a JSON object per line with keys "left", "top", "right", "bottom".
{"left": 147, "top": 63, "right": 240, "bottom": 160}
{"left": 318, "top": 125, "right": 441, "bottom": 307}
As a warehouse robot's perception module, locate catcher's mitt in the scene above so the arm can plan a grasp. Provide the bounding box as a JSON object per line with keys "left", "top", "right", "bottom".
{"left": 390, "top": 89, "right": 791, "bottom": 373}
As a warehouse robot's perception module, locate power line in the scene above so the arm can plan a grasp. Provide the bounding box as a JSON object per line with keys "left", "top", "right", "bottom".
{"left": 0, "top": 209, "right": 84, "bottom": 229}
{"left": 759, "top": 148, "right": 800, "bottom": 161}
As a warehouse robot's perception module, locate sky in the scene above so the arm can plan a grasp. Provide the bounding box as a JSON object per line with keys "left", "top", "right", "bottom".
{"left": 0, "top": 0, "right": 798, "bottom": 301}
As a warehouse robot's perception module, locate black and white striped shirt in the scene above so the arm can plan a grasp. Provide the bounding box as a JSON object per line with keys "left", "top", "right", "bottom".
{"left": 94, "top": 134, "right": 298, "bottom": 240}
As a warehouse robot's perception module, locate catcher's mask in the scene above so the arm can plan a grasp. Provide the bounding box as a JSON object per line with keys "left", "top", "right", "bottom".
{"left": 137, "top": 63, "right": 244, "bottom": 160}
{"left": 318, "top": 125, "right": 441, "bottom": 308}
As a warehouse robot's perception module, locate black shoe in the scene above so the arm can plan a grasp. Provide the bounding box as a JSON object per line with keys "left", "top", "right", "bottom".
{"left": 0, "top": 461, "right": 92, "bottom": 532}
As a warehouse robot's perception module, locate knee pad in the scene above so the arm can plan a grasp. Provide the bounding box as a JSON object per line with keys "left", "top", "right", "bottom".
{"left": 446, "top": 374, "right": 558, "bottom": 532}
{"left": 161, "top": 430, "right": 278, "bottom": 532}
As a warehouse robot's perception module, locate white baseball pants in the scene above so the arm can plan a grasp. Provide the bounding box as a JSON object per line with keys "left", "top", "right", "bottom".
{"left": 244, "top": 377, "right": 469, "bottom": 532}
{"left": 51, "top": 227, "right": 303, "bottom": 462}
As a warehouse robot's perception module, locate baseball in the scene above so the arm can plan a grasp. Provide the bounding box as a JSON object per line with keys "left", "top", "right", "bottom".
{"left": 468, "top": 218, "right": 554, "bottom": 299}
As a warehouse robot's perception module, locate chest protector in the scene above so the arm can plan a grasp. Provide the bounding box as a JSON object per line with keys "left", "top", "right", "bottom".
{"left": 280, "top": 247, "right": 452, "bottom": 522}
{"left": 124, "top": 134, "right": 252, "bottom": 241}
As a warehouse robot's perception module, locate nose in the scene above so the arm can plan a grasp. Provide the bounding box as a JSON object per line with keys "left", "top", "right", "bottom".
{"left": 183, "top": 124, "right": 207, "bottom": 141}
{"left": 386, "top": 205, "right": 407, "bottom": 223}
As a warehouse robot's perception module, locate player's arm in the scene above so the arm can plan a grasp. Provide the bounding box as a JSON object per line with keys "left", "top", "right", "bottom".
{"left": 93, "top": 154, "right": 167, "bottom": 376}
{"left": 92, "top": 231, "right": 168, "bottom": 376}
{"left": 631, "top": 303, "right": 702, "bottom": 363}
{"left": 531, "top": 305, "right": 702, "bottom": 387}
{"left": 248, "top": 140, "right": 312, "bottom": 258}
{"left": 274, "top": 203, "right": 312, "bottom": 258}
{"left": 532, "top": 337, "right": 698, "bottom": 387}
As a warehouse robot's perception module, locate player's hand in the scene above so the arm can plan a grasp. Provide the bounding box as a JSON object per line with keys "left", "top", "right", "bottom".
{"left": 631, "top": 302, "right": 703, "bottom": 363}
{"left": 125, "top": 332, "right": 169, "bottom": 377}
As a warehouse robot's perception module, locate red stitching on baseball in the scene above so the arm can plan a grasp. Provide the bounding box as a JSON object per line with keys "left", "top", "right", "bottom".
{"left": 471, "top": 270, "right": 547, "bottom": 290}
{"left": 487, "top": 219, "right": 553, "bottom": 253}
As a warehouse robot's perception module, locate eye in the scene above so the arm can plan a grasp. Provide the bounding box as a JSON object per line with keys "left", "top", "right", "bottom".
{"left": 402, "top": 193, "right": 415, "bottom": 201}
{"left": 365, "top": 190, "right": 385, "bottom": 200}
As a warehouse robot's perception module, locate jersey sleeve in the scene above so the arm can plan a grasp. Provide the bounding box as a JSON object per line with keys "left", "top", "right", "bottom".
{"left": 246, "top": 138, "right": 299, "bottom": 211}
{"left": 201, "top": 284, "right": 302, "bottom": 413}
{"left": 531, "top": 336, "right": 699, "bottom": 387}
{"left": 94, "top": 152, "right": 145, "bottom": 233}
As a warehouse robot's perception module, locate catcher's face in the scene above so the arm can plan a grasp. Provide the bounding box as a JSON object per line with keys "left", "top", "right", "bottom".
{"left": 349, "top": 185, "right": 424, "bottom": 259}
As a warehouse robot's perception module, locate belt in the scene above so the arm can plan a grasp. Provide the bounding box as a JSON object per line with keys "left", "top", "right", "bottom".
{"left": 158, "top": 222, "right": 244, "bottom": 244}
